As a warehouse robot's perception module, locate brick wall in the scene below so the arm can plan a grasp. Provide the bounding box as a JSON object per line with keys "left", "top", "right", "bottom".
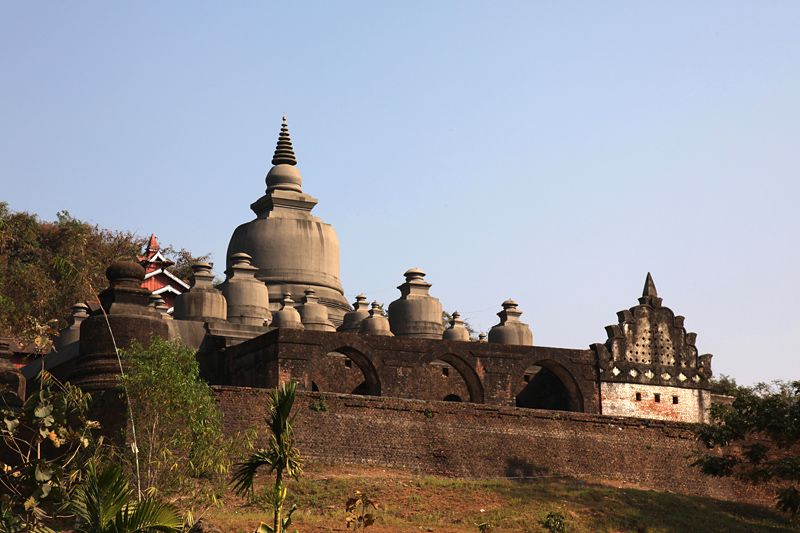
{"left": 600, "top": 382, "right": 711, "bottom": 423}
{"left": 214, "top": 386, "right": 771, "bottom": 506}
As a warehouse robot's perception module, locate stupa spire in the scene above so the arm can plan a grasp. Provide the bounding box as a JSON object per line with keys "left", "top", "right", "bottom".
{"left": 638, "top": 272, "right": 662, "bottom": 306}
{"left": 642, "top": 272, "right": 658, "bottom": 298}
{"left": 271, "top": 114, "right": 297, "bottom": 166}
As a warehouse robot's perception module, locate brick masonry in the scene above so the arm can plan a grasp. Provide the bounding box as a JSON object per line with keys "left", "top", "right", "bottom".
{"left": 213, "top": 386, "right": 772, "bottom": 506}
{"left": 600, "top": 382, "right": 711, "bottom": 423}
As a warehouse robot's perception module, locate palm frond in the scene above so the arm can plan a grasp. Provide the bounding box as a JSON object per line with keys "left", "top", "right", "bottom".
{"left": 230, "top": 450, "right": 275, "bottom": 496}
{"left": 113, "top": 497, "right": 182, "bottom": 532}
{"left": 71, "top": 462, "right": 131, "bottom": 532}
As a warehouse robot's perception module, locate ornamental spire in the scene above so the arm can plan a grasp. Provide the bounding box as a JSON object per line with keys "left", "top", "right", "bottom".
{"left": 271, "top": 114, "right": 297, "bottom": 166}
{"left": 642, "top": 272, "right": 658, "bottom": 298}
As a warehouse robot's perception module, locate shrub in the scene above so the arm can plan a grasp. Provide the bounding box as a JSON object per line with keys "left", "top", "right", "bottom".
{"left": 120, "top": 338, "right": 230, "bottom": 501}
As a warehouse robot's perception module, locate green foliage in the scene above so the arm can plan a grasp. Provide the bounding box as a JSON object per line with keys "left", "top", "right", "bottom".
{"left": 71, "top": 462, "right": 182, "bottom": 532}
{"left": 0, "top": 371, "right": 103, "bottom": 529}
{"left": 694, "top": 380, "right": 800, "bottom": 517}
{"left": 308, "top": 395, "right": 327, "bottom": 412}
{"left": 542, "top": 511, "right": 568, "bottom": 532}
{"left": 345, "top": 490, "right": 378, "bottom": 529}
{"left": 232, "top": 382, "right": 303, "bottom": 533}
{"left": 423, "top": 408, "right": 434, "bottom": 419}
{"left": 0, "top": 203, "right": 209, "bottom": 348}
{"left": 709, "top": 374, "right": 741, "bottom": 396}
{"left": 119, "top": 338, "right": 230, "bottom": 501}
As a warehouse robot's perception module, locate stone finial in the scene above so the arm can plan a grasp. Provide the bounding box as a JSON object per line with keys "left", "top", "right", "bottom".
{"left": 443, "top": 311, "right": 470, "bottom": 342}
{"left": 190, "top": 262, "right": 215, "bottom": 288}
{"left": 638, "top": 272, "right": 663, "bottom": 307}
{"left": 271, "top": 293, "right": 304, "bottom": 329}
{"left": 272, "top": 114, "right": 298, "bottom": 166}
{"left": 174, "top": 262, "right": 227, "bottom": 322}
{"left": 488, "top": 299, "right": 534, "bottom": 346}
{"left": 298, "top": 288, "right": 335, "bottom": 332}
{"left": 54, "top": 302, "right": 91, "bottom": 349}
{"left": 71, "top": 302, "right": 90, "bottom": 321}
{"left": 149, "top": 294, "right": 161, "bottom": 308}
{"left": 106, "top": 261, "right": 146, "bottom": 288}
{"left": 339, "top": 294, "right": 371, "bottom": 333}
{"left": 359, "top": 302, "right": 393, "bottom": 336}
{"left": 153, "top": 296, "right": 171, "bottom": 318}
{"left": 388, "top": 267, "right": 443, "bottom": 339}
{"left": 222, "top": 252, "right": 271, "bottom": 326}
{"left": 399, "top": 268, "right": 431, "bottom": 297}
{"left": 478, "top": 332, "right": 488, "bottom": 343}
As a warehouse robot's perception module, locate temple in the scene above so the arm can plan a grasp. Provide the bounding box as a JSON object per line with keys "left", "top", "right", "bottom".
{"left": 137, "top": 233, "right": 189, "bottom": 313}
{"left": 19, "top": 117, "right": 717, "bottom": 425}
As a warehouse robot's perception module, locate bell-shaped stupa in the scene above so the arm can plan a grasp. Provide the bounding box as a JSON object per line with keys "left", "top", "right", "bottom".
{"left": 226, "top": 116, "right": 350, "bottom": 325}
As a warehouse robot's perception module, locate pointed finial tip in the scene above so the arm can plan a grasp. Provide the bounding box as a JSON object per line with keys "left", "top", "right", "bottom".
{"left": 642, "top": 272, "right": 658, "bottom": 298}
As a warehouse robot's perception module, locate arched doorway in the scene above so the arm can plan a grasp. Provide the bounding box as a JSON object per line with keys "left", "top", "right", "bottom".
{"left": 419, "top": 353, "right": 484, "bottom": 403}
{"left": 515, "top": 361, "right": 583, "bottom": 412}
{"left": 310, "top": 347, "right": 381, "bottom": 396}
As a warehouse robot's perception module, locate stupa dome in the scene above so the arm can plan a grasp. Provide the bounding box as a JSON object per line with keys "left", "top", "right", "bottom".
{"left": 226, "top": 116, "right": 350, "bottom": 325}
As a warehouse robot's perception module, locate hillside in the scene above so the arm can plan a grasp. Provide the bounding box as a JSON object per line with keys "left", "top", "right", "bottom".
{"left": 201, "top": 466, "right": 798, "bottom": 533}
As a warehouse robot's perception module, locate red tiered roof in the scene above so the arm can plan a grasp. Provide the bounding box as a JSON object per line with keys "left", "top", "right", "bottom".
{"left": 137, "top": 234, "right": 189, "bottom": 312}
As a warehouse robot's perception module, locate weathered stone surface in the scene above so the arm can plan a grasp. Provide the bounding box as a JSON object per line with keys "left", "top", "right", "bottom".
{"left": 270, "top": 294, "right": 304, "bottom": 330}
{"left": 359, "top": 302, "right": 393, "bottom": 337}
{"left": 174, "top": 262, "right": 227, "bottom": 322}
{"left": 298, "top": 288, "right": 335, "bottom": 332}
{"left": 67, "top": 261, "right": 169, "bottom": 391}
{"left": 388, "top": 269, "right": 444, "bottom": 339}
{"left": 222, "top": 253, "right": 270, "bottom": 327}
{"left": 488, "top": 299, "right": 533, "bottom": 346}
{"left": 593, "top": 273, "right": 713, "bottom": 390}
{"left": 443, "top": 311, "right": 470, "bottom": 341}
{"left": 226, "top": 117, "right": 350, "bottom": 324}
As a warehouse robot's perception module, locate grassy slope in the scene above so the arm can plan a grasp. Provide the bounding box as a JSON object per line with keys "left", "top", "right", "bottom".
{"left": 202, "top": 467, "right": 798, "bottom": 533}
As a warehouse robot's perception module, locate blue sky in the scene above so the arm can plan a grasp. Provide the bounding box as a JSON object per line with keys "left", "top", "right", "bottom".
{"left": 2, "top": 2, "right": 798, "bottom": 384}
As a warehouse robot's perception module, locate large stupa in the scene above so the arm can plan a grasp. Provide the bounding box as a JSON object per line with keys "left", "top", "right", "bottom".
{"left": 226, "top": 116, "right": 350, "bottom": 324}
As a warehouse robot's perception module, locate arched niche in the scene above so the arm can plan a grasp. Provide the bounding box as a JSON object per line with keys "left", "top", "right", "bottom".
{"left": 515, "top": 359, "right": 583, "bottom": 412}
{"left": 421, "top": 352, "right": 484, "bottom": 403}
{"left": 309, "top": 346, "right": 381, "bottom": 396}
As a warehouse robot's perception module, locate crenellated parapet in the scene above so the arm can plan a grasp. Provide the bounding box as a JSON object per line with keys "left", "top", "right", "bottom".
{"left": 593, "top": 273, "right": 713, "bottom": 389}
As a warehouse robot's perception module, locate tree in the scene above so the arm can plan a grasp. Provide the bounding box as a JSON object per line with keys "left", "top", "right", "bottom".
{"left": 694, "top": 380, "right": 800, "bottom": 517}
{"left": 70, "top": 462, "right": 182, "bottom": 533}
{"left": 231, "top": 382, "right": 303, "bottom": 533}
{"left": 0, "top": 203, "right": 209, "bottom": 349}
{"left": 119, "top": 338, "right": 230, "bottom": 500}
{"left": 708, "top": 374, "right": 739, "bottom": 396}
{"left": 0, "top": 371, "right": 103, "bottom": 530}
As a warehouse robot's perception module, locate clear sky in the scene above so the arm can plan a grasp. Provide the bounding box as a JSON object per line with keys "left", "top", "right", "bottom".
{"left": 2, "top": 2, "right": 798, "bottom": 384}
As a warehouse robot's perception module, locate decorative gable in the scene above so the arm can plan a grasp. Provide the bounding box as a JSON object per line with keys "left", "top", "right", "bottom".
{"left": 593, "top": 273, "right": 712, "bottom": 389}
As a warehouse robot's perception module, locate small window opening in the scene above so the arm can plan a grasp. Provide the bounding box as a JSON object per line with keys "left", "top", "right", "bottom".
{"left": 344, "top": 359, "right": 352, "bottom": 369}
{"left": 442, "top": 367, "right": 449, "bottom": 377}
{"left": 523, "top": 374, "right": 531, "bottom": 383}
{"left": 672, "top": 395, "right": 679, "bottom": 404}
{"left": 654, "top": 393, "right": 661, "bottom": 403}
{"left": 635, "top": 392, "right": 642, "bottom": 401}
